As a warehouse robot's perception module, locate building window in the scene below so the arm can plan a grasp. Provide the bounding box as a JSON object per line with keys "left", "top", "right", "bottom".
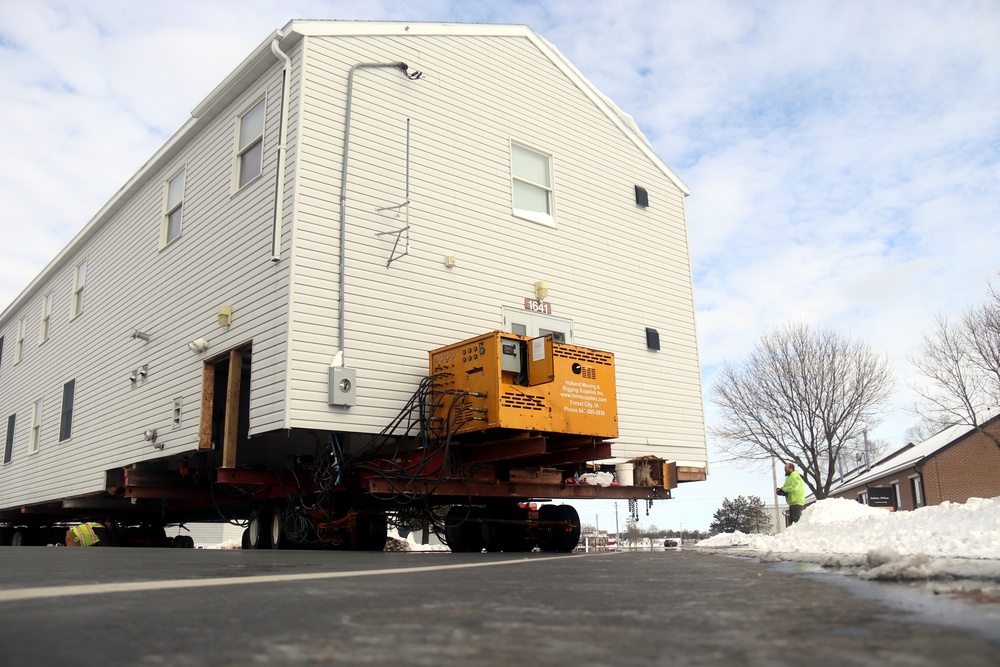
{"left": 29, "top": 399, "right": 42, "bottom": 454}
{"left": 909, "top": 475, "right": 924, "bottom": 508}
{"left": 236, "top": 98, "right": 266, "bottom": 188}
{"left": 3, "top": 414, "right": 13, "bottom": 464}
{"left": 0, "top": 335, "right": 4, "bottom": 369}
{"left": 39, "top": 292, "right": 53, "bottom": 343}
{"left": 163, "top": 170, "right": 185, "bottom": 246}
{"left": 858, "top": 491, "right": 868, "bottom": 505}
{"left": 15, "top": 318, "right": 24, "bottom": 363}
{"left": 890, "top": 481, "right": 902, "bottom": 510}
{"left": 71, "top": 260, "right": 87, "bottom": 318}
{"left": 59, "top": 379, "right": 75, "bottom": 442}
{"left": 511, "top": 142, "right": 554, "bottom": 226}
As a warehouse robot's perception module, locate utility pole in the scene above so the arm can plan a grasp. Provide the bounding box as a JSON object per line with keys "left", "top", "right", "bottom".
{"left": 614, "top": 502, "right": 619, "bottom": 547}
{"left": 771, "top": 455, "right": 782, "bottom": 534}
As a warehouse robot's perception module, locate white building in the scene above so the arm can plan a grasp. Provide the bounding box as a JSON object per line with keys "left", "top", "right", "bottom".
{"left": 0, "top": 21, "right": 706, "bottom": 523}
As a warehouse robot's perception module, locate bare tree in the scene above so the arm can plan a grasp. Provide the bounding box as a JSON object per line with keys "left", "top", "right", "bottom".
{"left": 911, "top": 280, "right": 1000, "bottom": 449}
{"left": 711, "top": 322, "right": 895, "bottom": 499}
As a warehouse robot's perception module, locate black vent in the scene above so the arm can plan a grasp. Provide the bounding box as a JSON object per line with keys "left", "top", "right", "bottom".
{"left": 635, "top": 185, "right": 649, "bottom": 208}
{"left": 645, "top": 327, "right": 660, "bottom": 351}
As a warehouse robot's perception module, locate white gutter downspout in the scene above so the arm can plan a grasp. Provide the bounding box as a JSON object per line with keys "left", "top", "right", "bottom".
{"left": 270, "top": 34, "right": 293, "bottom": 262}
{"left": 337, "top": 61, "right": 415, "bottom": 359}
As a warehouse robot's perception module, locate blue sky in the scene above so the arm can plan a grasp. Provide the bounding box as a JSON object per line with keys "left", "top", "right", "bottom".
{"left": 1, "top": 0, "right": 998, "bottom": 531}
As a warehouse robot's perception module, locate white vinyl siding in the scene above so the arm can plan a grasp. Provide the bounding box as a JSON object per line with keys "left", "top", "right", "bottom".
{"left": 0, "top": 52, "right": 295, "bottom": 508}
{"left": 70, "top": 260, "right": 87, "bottom": 319}
{"left": 287, "top": 33, "right": 704, "bottom": 464}
{"left": 0, "top": 28, "right": 705, "bottom": 512}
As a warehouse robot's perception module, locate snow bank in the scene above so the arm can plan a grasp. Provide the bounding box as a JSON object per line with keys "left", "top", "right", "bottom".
{"left": 697, "top": 497, "right": 1000, "bottom": 580}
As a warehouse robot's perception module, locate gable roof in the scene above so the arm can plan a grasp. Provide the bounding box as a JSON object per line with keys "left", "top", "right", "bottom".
{"left": 827, "top": 414, "right": 1000, "bottom": 495}
{"left": 2, "top": 19, "right": 688, "bottom": 325}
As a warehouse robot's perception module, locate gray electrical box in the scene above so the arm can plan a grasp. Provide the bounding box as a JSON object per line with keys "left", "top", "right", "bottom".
{"left": 329, "top": 367, "right": 357, "bottom": 407}
{"left": 500, "top": 339, "right": 521, "bottom": 373}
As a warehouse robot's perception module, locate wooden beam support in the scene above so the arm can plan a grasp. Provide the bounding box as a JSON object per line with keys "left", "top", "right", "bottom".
{"left": 222, "top": 349, "right": 242, "bottom": 469}
{"left": 198, "top": 362, "right": 215, "bottom": 450}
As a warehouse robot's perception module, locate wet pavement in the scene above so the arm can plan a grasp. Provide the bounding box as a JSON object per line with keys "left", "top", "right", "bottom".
{"left": 0, "top": 548, "right": 997, "bottom": 666}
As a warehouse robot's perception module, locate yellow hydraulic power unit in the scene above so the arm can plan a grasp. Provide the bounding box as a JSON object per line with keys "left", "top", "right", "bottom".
{"left": 429, "top": 331, "right": 618, "bottom": 439}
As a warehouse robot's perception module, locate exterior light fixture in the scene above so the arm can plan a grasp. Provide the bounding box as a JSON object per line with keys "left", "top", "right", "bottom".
{"left": 534, "top": 281, "right": 549, "bottom": 301}
{"left": 131, "top": 329, "right": 152, "bottom": 342}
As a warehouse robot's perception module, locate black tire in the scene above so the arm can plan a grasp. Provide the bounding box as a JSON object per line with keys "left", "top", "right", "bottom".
{"left": 269, "top": 503, "right": 286, "bottom": 550}
{"left": 246, "top": 514, "right": 270, "bottom": 549}
{"left": 481, "top": 503, "right": 527, "bottom": 552}
{"left": 444, "top": 506, "right": 485, "bottom": 552}
{"left": 241, "top": 528, "right": 251, "bottom": 549}
{"left": 551, "top": 505, "right": 581, "bottom": 553}
{"left": 11, "top": 528, "right": 33, "bottom": 547}
{"left": 174, "top": 535, "right": 195, "bottom": 549}
{"left": 536, "top": 504, "right": 581, "bottom": 552}
{"left": 345, "top": 512, "right": 388, "bottom": 551}
{"left": 0, "top": 526, "right": 14, "bottom": 546}
{"left": 363, "top": 513, "right": 388, "bottom": 552}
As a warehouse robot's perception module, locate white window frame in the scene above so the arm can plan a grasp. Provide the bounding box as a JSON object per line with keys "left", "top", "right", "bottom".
{"left": 161, "top": 168, "right": 186, "bottom": 248}
{"left": 890, "top": 480, "right": 902, "bottom": 509}
{"left": 3, "top": 414, "right": 14, "bottom": 464}
{"left": 510, "top": 141, "right": 555, "bottom": 227}
{"left": 29, "top": 398, "right": 42, "bottom": 455}
{"left": 39, "top": 292, "right": 53, "bottom": 344}
{"left": 857, "top": 491, "right": 868, "bottom": 505}
{"left": 70, "top": 259, "right": 87, "bottom": 319}
{"left": 235, "top": 97, "right": 266, "bottom": 191}
{"left": 909, "top": 475, "right": 924, "bottom": 508}
{"left": 502, "top": 307, "right": 574, "bottom": 344}
{"left": 14, "top": 318, "right": 24, "bottom": 363}
{"left": 59, "top": 379, "right": 75, "bottom": 442}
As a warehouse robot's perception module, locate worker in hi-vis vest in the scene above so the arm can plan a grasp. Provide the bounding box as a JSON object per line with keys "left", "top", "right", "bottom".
{"left": 65, "top": 521, "right": 110, "bottom": 547}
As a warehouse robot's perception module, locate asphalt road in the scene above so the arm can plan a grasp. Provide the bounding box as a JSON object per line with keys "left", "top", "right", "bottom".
{"left": 0, "top": 547, "right": 997, "bottom": 666}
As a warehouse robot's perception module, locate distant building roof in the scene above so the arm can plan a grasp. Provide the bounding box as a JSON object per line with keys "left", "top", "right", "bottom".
{"left": 825, "top": 414, "right": 999, "bottom": 497}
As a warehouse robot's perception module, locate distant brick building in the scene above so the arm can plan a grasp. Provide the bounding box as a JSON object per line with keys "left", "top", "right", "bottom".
{"left": 828, "top": 417, "right": 1000, "bottom": 511}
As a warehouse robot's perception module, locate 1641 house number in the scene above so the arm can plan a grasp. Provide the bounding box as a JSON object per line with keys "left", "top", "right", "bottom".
{"left": 524, "top": 298, "right": 552, "bottom": 314}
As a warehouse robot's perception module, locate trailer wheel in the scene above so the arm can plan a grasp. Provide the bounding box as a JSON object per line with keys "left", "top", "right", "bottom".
{"left": 269, "top": 503, "right": 286, "bottom": 550}
{"left": 174, "top": 535, "right": 195, "bottom": 549}
{"left": 346, "top": 512, "right": 388, "bottom": 551}
{"left": 245, "top": 514, "right": 270, "bottom": 549}
{"left": 482, "top": 504, "right": 528, "bottom": 552}
{"left": 10, "top": 528, "right": 33, "bottom": 547}
{"left": 534, "top": 504, "right": 581, "bottom": 552}
{"left": 444, "top": 506, "right": 485, "bottom": 552}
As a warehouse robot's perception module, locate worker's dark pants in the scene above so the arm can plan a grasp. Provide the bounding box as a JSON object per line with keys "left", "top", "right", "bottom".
{"left": 788, "top": 505, "right": 803, "bottom": 525}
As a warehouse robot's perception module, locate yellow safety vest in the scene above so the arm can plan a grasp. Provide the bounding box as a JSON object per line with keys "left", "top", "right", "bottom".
{"left": 71, "top": 522, "right": 103, "bottom": 547}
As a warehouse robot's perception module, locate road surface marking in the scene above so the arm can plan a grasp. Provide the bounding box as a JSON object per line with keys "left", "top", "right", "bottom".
{"left": 0, "top": 554, "right": 584, "bottom": 603}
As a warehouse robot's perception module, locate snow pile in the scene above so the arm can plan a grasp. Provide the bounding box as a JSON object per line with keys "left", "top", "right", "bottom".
{"left": 697, "top": 497, "right": 1000, "bottom": 580}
